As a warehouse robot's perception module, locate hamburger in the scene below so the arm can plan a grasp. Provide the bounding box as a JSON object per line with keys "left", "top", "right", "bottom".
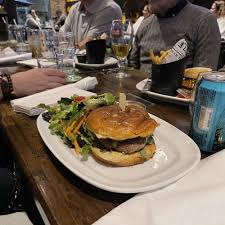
{"left": 84, "top": 104, "right": 158, "bottom": 167}
{"left": 177, "top": 67, "right": 212, "bottom": 98}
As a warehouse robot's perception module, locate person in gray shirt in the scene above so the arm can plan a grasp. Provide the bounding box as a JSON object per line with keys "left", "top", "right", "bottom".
{"left": 129, "top": 0, "right": 221, "bottom": 70}
{"left": 60, "top": 0, "right": 122, "bottom": 49}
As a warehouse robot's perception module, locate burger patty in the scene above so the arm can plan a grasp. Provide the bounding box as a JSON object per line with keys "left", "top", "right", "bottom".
{"left": 99, "top": 137, "right": 147, "bottom": 154}
{"left": 181, "top": 78, "right": 196, "bottom": 90}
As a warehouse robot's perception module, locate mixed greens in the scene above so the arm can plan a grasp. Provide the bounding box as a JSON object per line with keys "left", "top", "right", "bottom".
{"left": 40, "top": 93, "right": 116, "bottom": 156}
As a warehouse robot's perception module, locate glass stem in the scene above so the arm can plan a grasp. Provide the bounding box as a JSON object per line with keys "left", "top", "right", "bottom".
{"left": 119, "top": 59, "right": 126, "bottom": 74}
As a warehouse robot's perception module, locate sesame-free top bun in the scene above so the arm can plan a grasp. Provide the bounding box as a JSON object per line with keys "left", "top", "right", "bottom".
{"left": 184, "top": 67, "right": 212, "bottom": 79}
{"left": 91, "top": 143, "right": 156, "bottom": 167}
{"left": 86, "top": 105, "right": 158, "bottom": 141}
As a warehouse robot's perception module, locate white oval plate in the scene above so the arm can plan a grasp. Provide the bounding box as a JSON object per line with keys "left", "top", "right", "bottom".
{"left": 37, "top": 113, "right": 200, "bottom": 193}
{"left": 136, "top": 79, "right": 190, "bottom": 106}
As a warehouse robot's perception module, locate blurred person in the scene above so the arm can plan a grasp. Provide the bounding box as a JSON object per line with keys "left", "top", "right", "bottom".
{"left": 0, "top": 68, "right": 65, "bottom": 213}
{"left": 210, "top": 0, "right": 225, "bottom": 15}
{"left": 54, "top": 10, "right": 67, "bottom": 31}
{"left": 60, "top": 0, "right": 122, "bottom": 49}
{"left": 212, "top": 1, "right": 225, "bottom": 39}
{"left": 129, "top": 0, "right": 221, "bottom": 70}
{"left": 123, "top": 0, "right": 145, "bottom": 22}
{"left": 210, "top": 0, "right": 219, "bottom": 15}
{"left": 25, "top": 9, "right": 41, "bottom": 29}
{"left": 133, "top": 4, "right": 152, "bottom": 35}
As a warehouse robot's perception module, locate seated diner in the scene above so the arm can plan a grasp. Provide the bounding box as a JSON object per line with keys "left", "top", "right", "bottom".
{"left": 129, "top": 0, "right": 221, "bottom": 70}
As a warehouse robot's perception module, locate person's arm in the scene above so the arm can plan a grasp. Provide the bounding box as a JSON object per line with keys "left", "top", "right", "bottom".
{"left": 26, "top": 17, "right": 40, "bottom": 29}
{"left": 55, "top": 15, "right": 66, "bottom": 27}
{"left": 76, "top": 5, "right": 122, "bottom": 49}
{"left": 86, "top": 5, "right": 122, "bottom": 39}
{"left": 60, "top": 5, "right": 77, "bottom": 33}
{"left": 193, "top": 12, "right": 221, "bottom": 70}
{"left": 35, "top": 16, "right": 41, "bottom": 27}
{"left": 76, "top": 37, "right": 93, "bottom": 50}
{"left": 0, "top": 68, "right": 66, "bottom": 101}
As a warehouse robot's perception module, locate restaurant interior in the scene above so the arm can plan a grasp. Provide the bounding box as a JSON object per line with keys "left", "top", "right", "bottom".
{"left": 0, "top": 0, "right": 225, "bottom": 225}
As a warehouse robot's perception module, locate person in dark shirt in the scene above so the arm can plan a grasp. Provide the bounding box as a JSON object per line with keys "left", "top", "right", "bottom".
{"left": 54, "top": 10, "right": 66, "bottom": 31}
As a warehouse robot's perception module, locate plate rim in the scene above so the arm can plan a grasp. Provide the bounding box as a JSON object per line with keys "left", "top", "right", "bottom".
{"left": 37, "top": 113, "right": 200, "bottom": 193}
{"left": 136, "top": 79, "right": 191, "bottom": 105}
{"left": 75, "top": 57, "right": 118, "bottom": 68}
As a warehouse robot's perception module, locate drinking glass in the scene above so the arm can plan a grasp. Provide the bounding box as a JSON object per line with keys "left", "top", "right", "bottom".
{"left": 26, "top": 28, "right": 42, "bottom": 58}
{"left": 110, "top": 19, "right": 133, "bottom": 78}
{"left": 9, "top": 25, "right": 27, "bottom": 53}
{"left": 36, "top": 56, "right": 57, "bottom": 68}
{"left": 54, "top": 32, "right": 81, "bottom": 83}
{"left": 42, "top": 29, "right": 55, "bottom": 57}
{"left": 53, "top": 32, "right": 75, "bottom": 58}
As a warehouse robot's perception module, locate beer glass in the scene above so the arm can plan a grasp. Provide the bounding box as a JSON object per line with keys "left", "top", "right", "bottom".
{"left": 110, "top": 19, "right": 133, "bottom": 78}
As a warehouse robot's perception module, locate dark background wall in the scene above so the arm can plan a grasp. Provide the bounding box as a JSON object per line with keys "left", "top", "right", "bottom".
{"left": 3, "top": 0, "right": 17, "bottom": 24}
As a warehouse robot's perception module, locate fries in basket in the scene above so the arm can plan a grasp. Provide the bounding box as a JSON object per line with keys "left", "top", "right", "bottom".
{"left": 149, "top": 50, "right": 170, "bottom": 65}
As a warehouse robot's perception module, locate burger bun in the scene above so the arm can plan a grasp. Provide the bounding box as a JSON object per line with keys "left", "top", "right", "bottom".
{"left": 86, "top": 105, "right": 158, "bottom": 141}
{"left": 91, "top": 143, "right": 156, "bottom": 167}
{"left": 184, "top": 67, "right": 212, "bottom": 79}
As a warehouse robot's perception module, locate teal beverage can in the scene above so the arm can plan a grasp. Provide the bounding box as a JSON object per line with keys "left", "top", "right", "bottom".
{"left": 190, "top": 72, "right": 225, "bottom": 152}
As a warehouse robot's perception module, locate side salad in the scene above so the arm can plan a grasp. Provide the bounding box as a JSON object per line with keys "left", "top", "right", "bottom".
{"left": 40, "top": 93, "right": 115, "bottom": 156}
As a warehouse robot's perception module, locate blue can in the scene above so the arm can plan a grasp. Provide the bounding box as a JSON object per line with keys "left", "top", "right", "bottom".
{"left": 190, "top": 72, "right": 225, "bottom": 153}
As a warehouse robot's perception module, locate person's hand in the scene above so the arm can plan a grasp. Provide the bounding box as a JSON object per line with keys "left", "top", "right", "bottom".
{"left": 76, "top": 37, "right": 93, "bottom": 50}
{"left": 11, "top": 68, "right": 66, "bottom": 97}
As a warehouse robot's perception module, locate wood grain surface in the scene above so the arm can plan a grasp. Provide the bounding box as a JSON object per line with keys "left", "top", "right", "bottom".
{"left": 0, "top": 68, "right": 191, "bottom": 225}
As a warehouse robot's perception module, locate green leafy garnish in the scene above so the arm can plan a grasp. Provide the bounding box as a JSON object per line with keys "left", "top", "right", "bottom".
{"left": 80, "top": 144, "right": 92, "bottom": 156}
{"left": 57, "top": 97, "right": 73, "bottom": 105}
{"left": 41, "top": 93, "right": 116, "bottom": 155}
{"left": 84, "top": 93, "right": 115, "bottom": 110}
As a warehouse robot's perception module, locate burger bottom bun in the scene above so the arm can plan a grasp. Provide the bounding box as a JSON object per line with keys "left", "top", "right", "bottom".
{"left": 91, "top": 143, "right": 156, "bottom": 167}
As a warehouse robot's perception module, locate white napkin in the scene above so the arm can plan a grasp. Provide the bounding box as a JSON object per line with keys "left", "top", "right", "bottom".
{"left": 0, "top": 47, "right": 32, "bottom": 64}
{"left": 0, "top": 47, "right": 17, "bottom": 58}
{"left": 0, "top": 212, "right": 33, "bottom": 225}
{"left": 11, "top": 76, "right": 98, "bottom": 116}
{"left": 93, "top": 149, "right": 225, "bottom": 225}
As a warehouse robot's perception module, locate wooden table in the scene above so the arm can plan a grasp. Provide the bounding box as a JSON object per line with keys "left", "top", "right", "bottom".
{"left": 0, "top": 68, "right": 191, "bottom": 225}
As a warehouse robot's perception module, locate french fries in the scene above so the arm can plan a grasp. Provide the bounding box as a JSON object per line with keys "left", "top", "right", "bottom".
{"left": 149, "top": 50, "right": 170, "bottom": 65}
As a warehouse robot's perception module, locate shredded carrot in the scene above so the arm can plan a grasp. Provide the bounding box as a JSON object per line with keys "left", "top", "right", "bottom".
{"left": 74, "top": 117, "right": 86, "bottom": 133}
{"left": 66, "top": 120, "right": 76, "bottom": 135}
{"left": 65, "top": 111, "right": 90, "bottom": 155}
{"left": 67, "top": 129, "right": 74, "bottom": 140}
{"left": 73, "top": 112, "right": 89, "bottom": 135}
{"left": 74, "top": 138, "right": 80, "bottom": 155}
{"left": 72, "top": 113, "right": 90, "bottom": 155}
